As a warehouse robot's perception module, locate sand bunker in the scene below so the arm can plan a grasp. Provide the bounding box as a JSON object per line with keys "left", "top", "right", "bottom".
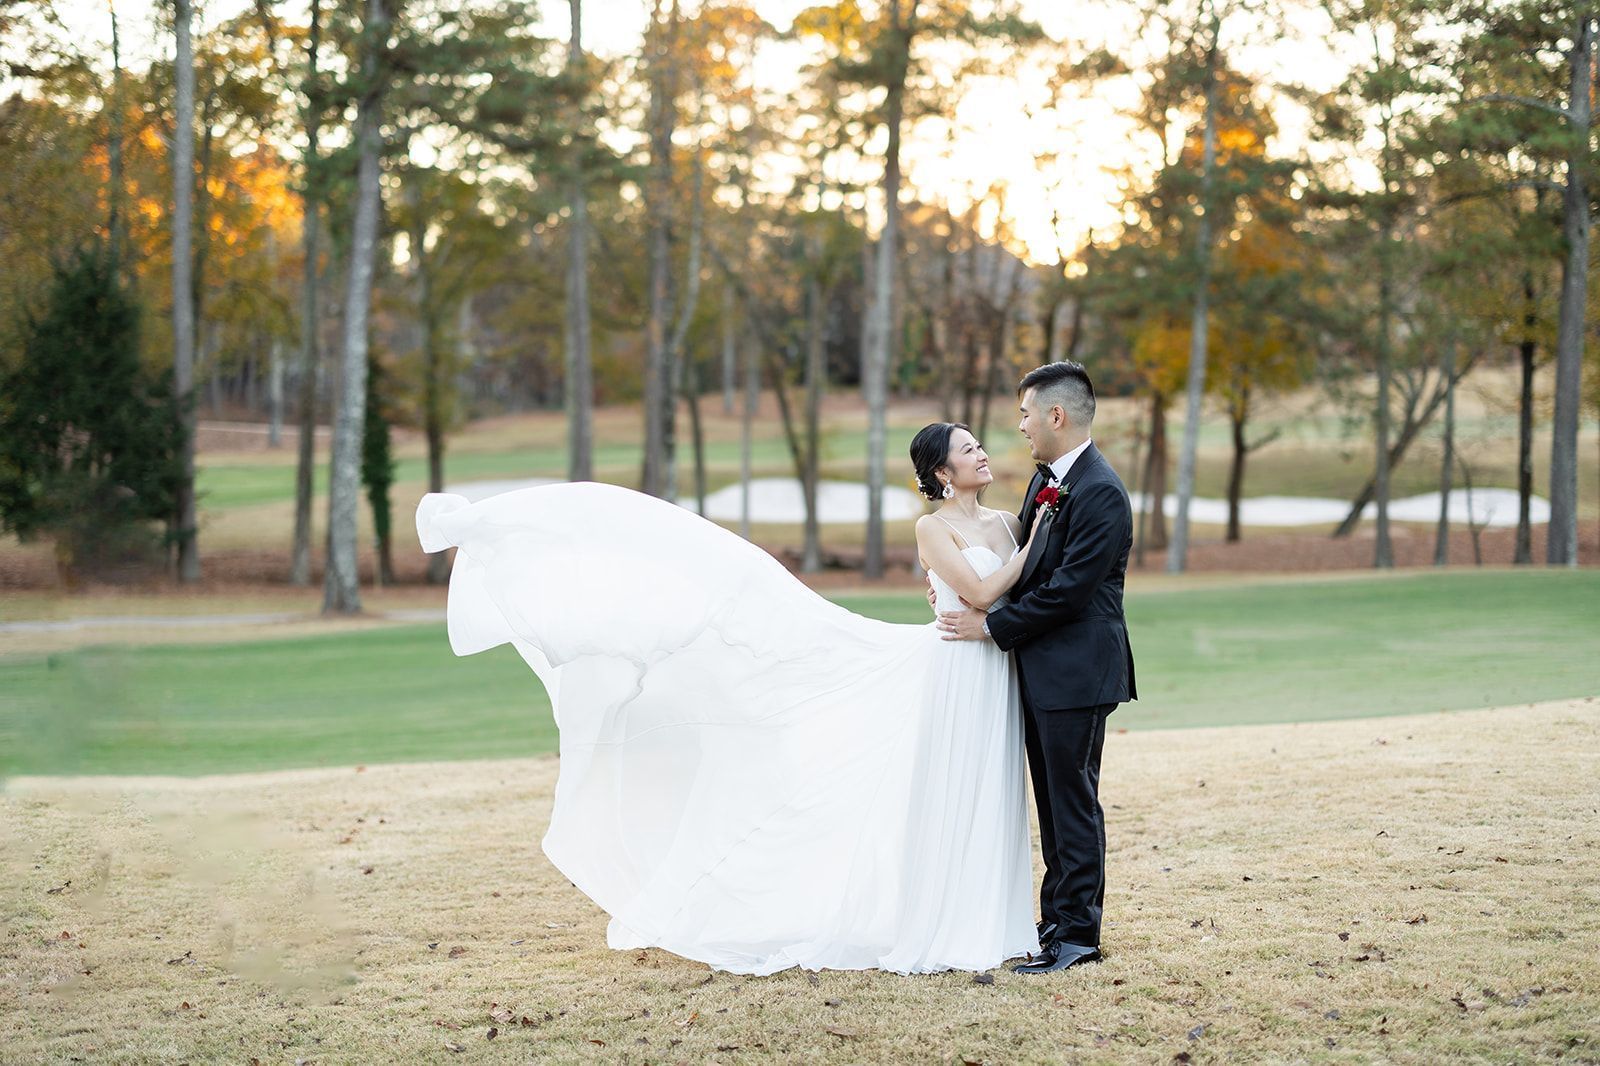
{"left": 1132, "top": 488, "right": 1546, "bottom": 528}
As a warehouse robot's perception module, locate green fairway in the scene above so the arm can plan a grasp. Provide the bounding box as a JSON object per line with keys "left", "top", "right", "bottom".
{"left": 2, "top": 570, "right": 1596, "bottom": 777}
{"left": 196, "top": 430, "right": 893, "bottom": 511}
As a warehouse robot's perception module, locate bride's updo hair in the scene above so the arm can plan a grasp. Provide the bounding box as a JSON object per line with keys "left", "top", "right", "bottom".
{"left": 909, "top": 422, "right": 970, "bottom": 501}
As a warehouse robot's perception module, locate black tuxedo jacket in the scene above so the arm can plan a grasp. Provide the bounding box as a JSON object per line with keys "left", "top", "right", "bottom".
{"left": 985, "top": 442, "right": 1137, "bottom": 712}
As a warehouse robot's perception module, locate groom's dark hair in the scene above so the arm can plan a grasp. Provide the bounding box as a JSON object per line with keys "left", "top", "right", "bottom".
{"left": 1019, "top": 361, "right": 1095, "bottom": 427}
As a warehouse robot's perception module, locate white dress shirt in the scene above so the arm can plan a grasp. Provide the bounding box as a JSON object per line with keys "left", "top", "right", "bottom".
{"left": 1045, "top": 438, "right": 1093, "bottom": 485}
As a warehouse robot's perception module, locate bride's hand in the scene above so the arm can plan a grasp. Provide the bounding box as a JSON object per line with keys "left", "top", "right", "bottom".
{"left": 1031, "top": 506, "right": 1051, "bottom": 537}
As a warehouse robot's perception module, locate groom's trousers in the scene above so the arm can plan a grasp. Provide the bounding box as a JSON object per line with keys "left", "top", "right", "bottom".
{"left": 1022, "top": 699, "right": 1114, "bottom": 948}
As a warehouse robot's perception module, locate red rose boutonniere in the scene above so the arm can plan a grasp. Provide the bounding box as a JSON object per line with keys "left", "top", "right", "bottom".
{"left": 1035, "top": 483, "right": 1066, "bottom": 521}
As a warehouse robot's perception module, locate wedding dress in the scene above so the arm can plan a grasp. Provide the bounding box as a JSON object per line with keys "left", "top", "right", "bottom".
{"left": 416, "top": 481, "right": 1037, "bottom": 974}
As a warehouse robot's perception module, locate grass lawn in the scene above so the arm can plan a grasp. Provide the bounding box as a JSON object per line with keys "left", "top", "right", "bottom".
{"left": 3, "top": 699, "right": 1595, "bottom": 1063}
{"left": 2, "top": 570, "right": 1595, "bottom": 778}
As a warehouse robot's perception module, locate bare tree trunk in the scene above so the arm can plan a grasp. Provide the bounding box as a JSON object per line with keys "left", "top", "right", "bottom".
{"left": 1373, "top": 263, "right": 1395, "bottom": 568}
{"left": 322, "top": 0, "right": 386, "bottom": 615}
{"left": 108, "top": 1, "right": 125, "bottom": 270}
{"left": 1167, "top": 14, "right": 1218, "bottom": 575}
{"left": 1045, "top": 300, "right": 1065, "bottom": 362}
{"left": 685, "top": 357, "right": 707, "bottom": 514}
{"left": 171, "top": 0, "right": 200, "bottom": 582}
{"left": 665, "top": 145, "right": 706, "bottom": 502}
{"left": 801, "top": 245, "right": 825, "bottom": 572}
{"left": 641, "top": 0, "right": 679, "bottom": 499}
{"left": 1225, "top": 394, "right": 1247, "bottom": 544}
{"left": 1515, "top": 273, "right": 1536, "bottom": 564}
{"left": 1146, "top": 392, "right": 1168, "bottom": 552}
{"left": 1548, "top": 13, "right": 1592, "bottom": 567}
{"left": 268, "top": 339, "right": 284, "bottom": 447}
{"left": 720, "top": 283, "right": 736, "bottom": 415}
{"left": 1435, "top": 336, "right": 1456, "bottom": 566}
{"left": 1064, "top": 290, "right": 1086, "bottom": 359}
{"left": 564, "top": 0, "right": 594, "bottom": 482}
{"left": 863, "top": 0, "right": 912, "bottom": 579}
{"left": 739, "top": 325, "right": 756, "bottom": 540}
{"left": 291, "top": 0, "right": 323, "bottom": 587}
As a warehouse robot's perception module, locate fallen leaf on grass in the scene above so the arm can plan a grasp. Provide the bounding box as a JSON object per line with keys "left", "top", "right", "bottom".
{"left": 489, "top": 1007, "right": 515, "bottom": 1024}
{"left": 444, "top": 1042, "right": 464, "bottom": 1053}
{"left": 823, "top": 999, "right": 841, "bottom": 1008}
{"left": 825, "top": 1026, "right": 858, "bottom": 1039}
{"left": 716, "top": 1045, "right": 742, "bottom": 1052}
{"left": 1187, "top": 1024, "right": 1207, "bottom": 1040}
{"left": 972, "top": 972, "right": 994, "bottom": 985}
{"left": 1404, "top": 914, "right": 1428, "bottom": 924}
{"left": 676, "top": 1011, "right": 699, "bottom": 1028}
{"left": 447, "top": 946, "right": 468, "bottom": 958}
{"left": 47, "top": 881, "right": 70, "bottom": 895}
{"left": 486, "top": 1027, "right": 498, "bottom": 1040}
{"left": 361, "top": 866, "right": 374, "bottom": 875}
{"left": 1337, "top": 932, "right": 1350, "bottom": 942}
{"left": 587, "top": 1039, "right": 606, "bottom": 1047}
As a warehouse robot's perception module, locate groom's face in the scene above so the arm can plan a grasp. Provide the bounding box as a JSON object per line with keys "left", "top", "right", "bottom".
{"left": 1017, "top": 388, "right": 1063, "bottom": 461}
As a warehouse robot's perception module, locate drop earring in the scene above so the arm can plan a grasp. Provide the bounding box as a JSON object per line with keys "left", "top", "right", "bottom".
{"left": 941, "top": 481, "right": 955, "bottom": 499}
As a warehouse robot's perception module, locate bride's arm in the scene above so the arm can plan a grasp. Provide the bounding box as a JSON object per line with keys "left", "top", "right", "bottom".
{"left": 914, "top": 511, "right": 1042, "bottom": 612}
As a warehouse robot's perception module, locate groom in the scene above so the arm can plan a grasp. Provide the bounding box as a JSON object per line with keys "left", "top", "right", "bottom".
{"left": 937, "top": 360, "right": 1136, "bottom": 974}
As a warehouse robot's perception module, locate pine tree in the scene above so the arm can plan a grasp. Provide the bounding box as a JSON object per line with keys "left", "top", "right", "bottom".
{"left": 0, "top": 245, "right": 182, "bottom": 582}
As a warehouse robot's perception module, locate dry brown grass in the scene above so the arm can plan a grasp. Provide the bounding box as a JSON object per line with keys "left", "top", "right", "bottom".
{"left": 4, "top": 698, "right": 1598, "bottom": 1065}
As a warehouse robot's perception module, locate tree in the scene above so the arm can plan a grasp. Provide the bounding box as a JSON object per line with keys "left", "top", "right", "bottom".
{"left": 392, "top": 163, "right": 504, "bottom": 582}
{"left": 1303, "top": 0, "right": 1442, "bottom": 566}
{"left": 564, "top": 0, "right": 594, "bottom": 482}
{"left": 323, "top": 0, "right": 389, "bottom": 615}
{"left": 1209, "top": 217, "right": 1309, "bottom": 542}
{"left": 1167, "top": 0, "right": 1222, "bottom": 574}
{"left": 641, "top": 0, "right": 682, "bottom": 500}
{"left": 361, "top": 349, "right": 395, "bottom": 585}
{"left": 0, "top": 245, "right": 182, "bottom": 582}
{"left": 797, "top": 0, "right": 1039, "bottom": 577}
{"left": 291, "top": 0, "right": 326, "bottom": 587}
{"left": 170, "top": 0, "right": 200, "bottom": 582}
{"left": 1451, "top": 4, "right": 1594, "bottom": 566}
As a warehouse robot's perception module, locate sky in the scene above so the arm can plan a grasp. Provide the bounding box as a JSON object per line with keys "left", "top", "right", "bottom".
{"left": 61, "top": 0, "right": 1353, "bottom": 265}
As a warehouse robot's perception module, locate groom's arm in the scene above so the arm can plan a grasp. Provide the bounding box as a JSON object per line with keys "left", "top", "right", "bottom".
{"left": 984, "top": 482, "right": 1129, "bottom": 653}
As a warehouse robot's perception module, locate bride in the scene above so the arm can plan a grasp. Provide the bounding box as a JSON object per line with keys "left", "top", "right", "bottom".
{"left": 415, "top": 422, "right": 1047, "bottom": 975}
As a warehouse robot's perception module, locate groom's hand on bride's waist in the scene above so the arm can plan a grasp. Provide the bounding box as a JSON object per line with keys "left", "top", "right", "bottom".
{"left": 937, "top": 606, "right": 990, "bottom": 642}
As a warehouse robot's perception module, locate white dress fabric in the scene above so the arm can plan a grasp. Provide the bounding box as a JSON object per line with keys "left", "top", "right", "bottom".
{"left": 416, "top": 482, "right": 1037, "bottom": 974}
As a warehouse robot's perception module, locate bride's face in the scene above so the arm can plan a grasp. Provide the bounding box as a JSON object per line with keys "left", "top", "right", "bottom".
{"left": 943, "top": 428, "right": 994, "bottom": 492}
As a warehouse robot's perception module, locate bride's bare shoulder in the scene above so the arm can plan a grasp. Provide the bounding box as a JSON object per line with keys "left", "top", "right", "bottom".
{"left": 982, "top": 506, "right": 1021, "bottom": 535}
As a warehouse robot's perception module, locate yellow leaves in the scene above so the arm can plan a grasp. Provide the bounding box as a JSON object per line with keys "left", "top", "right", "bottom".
{"left": 792, "top": 1, "right": 868, "bottom": 53}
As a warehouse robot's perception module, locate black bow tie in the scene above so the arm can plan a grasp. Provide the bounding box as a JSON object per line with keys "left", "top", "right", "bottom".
{"left": 1035, "top": 462, "right": 1055, "bottom": 483}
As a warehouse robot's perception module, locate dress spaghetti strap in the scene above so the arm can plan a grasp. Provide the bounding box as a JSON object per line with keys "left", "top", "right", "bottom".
{"left": 935, "top": 514, "right": 971, "bottom": 548}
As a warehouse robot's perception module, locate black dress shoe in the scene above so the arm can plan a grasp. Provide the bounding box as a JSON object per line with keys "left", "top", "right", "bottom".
{"left": 1012, "top": 942, "right": 1102, "bottom": 974}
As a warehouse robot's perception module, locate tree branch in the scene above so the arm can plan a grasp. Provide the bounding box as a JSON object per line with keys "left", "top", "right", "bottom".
{"left": 1461, "top": 93, "right": 1572, "bottom": 121}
